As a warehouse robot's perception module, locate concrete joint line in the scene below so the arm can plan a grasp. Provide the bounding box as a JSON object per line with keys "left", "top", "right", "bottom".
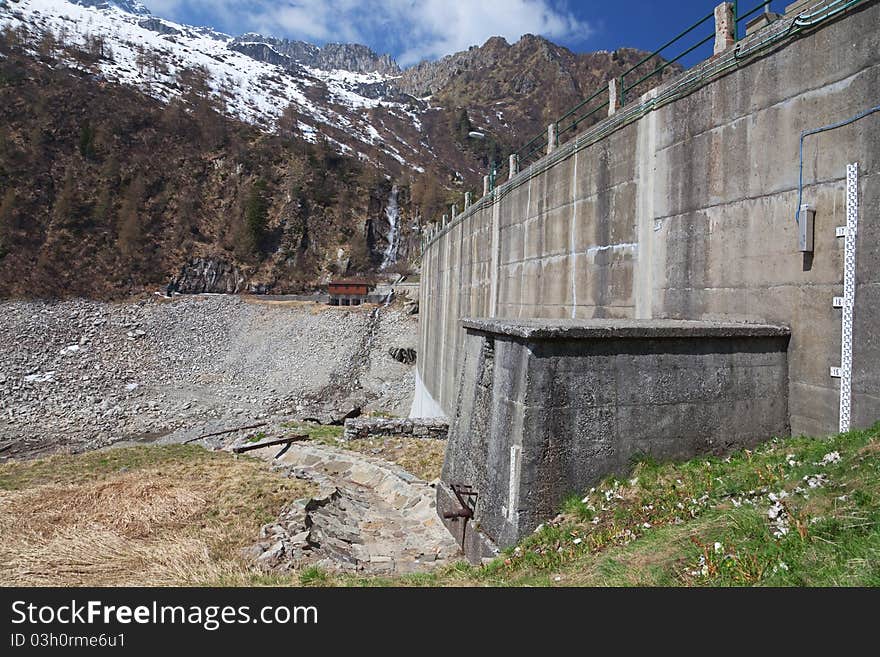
{"left": 422, "top": 0, "right": 866, "bottom": 254}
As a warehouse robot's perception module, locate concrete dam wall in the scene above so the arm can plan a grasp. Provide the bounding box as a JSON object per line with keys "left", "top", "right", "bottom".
{"left": 418, "top": 0, "right": 880, "bottom": 441}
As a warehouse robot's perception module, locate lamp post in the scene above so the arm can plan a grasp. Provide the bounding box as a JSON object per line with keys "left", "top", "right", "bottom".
{"left": 469, "top": 129, "right": 496, "bottom": 194}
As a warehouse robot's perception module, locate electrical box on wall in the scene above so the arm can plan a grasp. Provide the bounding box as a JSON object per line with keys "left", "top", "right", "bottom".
{"left": 799, "top": 204, "right": 815, "bottom": 252}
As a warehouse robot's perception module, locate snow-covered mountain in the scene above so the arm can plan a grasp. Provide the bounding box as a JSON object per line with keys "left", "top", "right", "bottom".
{"left": 231, "top": 33, "right": 401, "bottom": 76}
{"left": 72, "top": 1, "right": 149, "bottom": 15}
{"left": 0, "top": 0, "right": 433, "bottom": 172}
{"left": 0, "top": 0, "right": 681, "bottom": 298}
{"left": 1, "top": 0, "right": 678, "bottom": 187}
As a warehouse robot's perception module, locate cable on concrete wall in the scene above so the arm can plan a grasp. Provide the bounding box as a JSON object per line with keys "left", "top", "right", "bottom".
{"left": 797, "top": 103, "right": 880, "bottom": 226}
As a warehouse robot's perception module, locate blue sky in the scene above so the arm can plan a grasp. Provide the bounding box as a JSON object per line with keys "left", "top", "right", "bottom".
{"left": 144, "top": 0, "right": 786, "bottom": 66}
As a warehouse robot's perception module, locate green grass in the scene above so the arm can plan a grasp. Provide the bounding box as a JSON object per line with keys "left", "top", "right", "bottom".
{"left": 299, "top": 566, "right": 330, "bottom": 586}
{"left": 367, "top": 410, "right": 397, "bottom": 419}
{"left": 280, "top": 421, "right": 345, "bottom": 443}
{"left": 561, "top": 493, "right": 595, "bottom": 522}
{"left": 246, "top": 431, "right": 268, "bottom": 443}
{"left": 6, "top": 425, "right": 877, "bottom": 587}
{"left": 296, "top": 422, "right": 880, "bottom": 587}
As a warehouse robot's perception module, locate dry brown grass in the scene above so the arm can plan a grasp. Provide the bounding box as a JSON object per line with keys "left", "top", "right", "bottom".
{"left": 0, "top": 445, "right": 316, "bottom": 587}
{"left": 342, "top": 437, "right": 447, "bottom": 481}
{"left": 857, "top": 438, "right": 880, "bottom": 456}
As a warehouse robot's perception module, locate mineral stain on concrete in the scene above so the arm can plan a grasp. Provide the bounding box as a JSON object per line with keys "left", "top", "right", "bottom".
{"left": 439, "top": 318, "right": 791, "bottom": 560}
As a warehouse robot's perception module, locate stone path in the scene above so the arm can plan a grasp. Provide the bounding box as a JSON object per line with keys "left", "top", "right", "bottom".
{"left": 246, "top": 442, "right": 461, "bottom": 575}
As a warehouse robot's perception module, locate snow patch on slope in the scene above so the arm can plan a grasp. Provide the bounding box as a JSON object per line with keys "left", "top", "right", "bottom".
{"left": 1, "top": 0, "right": 427, "bottom": 167}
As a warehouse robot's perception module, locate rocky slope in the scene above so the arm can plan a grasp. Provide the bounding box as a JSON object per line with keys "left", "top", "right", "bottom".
{"left": 2, "top": 0, "right": 678, "bottom": 183}
{"left": 0, "top": 296, "right": 419, "bottom": 459}
{"left": 398, "top": 36, "right": 679, "bottom": 144}
{"left": 232, "top": 34, "right": 401, "bottom": 76}
{"left": 0, "top": 43, "right": 419, "bottom": 298}
{"left": 0, "top": 0, "right": 679, "bottom": 298}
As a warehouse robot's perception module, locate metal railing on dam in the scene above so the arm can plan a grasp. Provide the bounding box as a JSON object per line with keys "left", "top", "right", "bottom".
{"left": 416, "top": 0, "right": 880, "bottom": 439}
{"left": 421, "top": 0, "right": 872, "bottom": 252}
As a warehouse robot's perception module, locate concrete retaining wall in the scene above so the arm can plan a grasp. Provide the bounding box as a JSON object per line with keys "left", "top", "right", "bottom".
{"left": 419, "top": 0, "right": 880, "bottom": 436}
{"left": 438, "top": 319, "right": 791, "bottom": 555}
{"left": 342, "top": 417, "right": 449, "bottom": 441}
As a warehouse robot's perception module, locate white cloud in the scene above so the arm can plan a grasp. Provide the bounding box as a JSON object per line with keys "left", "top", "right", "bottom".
{"left": 142, "top": 0, "right": 592, "bottom": 65}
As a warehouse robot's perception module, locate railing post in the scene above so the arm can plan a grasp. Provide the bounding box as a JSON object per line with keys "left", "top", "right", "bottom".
{"left": 483, "top": 175, "right": 490, "bottom": 197}
{"left": 733, "top": 0, "right": 739, "bottom": 40}
{"left": 451, "top": 204, "right": 458, "bottom": 219}
{"left": 442, "top": 213, "right": 448, "bottom": 227}
{"left": 608, "top": 78, "right": 620, "bottom": 115}
{"left": 547, "top": 123, "right": 557, "bottom": 155}
{"left": 509, "top": 153, "right": 519, "bottom": 180}
{"left": 714, "top": 2, "right": 736, "bottom": 54}
{"left": 464, "top": 191, "right": 472, "bottom": 209}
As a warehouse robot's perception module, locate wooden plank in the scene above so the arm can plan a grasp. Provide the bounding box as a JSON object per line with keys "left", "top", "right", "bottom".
{"left": 232, "top": 434, "right": 309, "bottom": 454}
{"left": 183, "top": 422, "right": 269, "bottom": 444}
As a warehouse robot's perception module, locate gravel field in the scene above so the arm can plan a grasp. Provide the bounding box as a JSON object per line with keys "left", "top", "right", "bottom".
{"left": 0, "top": 295, "right": 418, "bottom": 459}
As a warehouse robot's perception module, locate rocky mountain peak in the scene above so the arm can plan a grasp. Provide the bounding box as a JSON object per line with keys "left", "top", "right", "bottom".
{"left": 230, "top": 34, "right": 401, "bottom": 75}
{"left": 319, "top": 42, "right": 401, "bottom": 75}
{"left": 396, "top": 32, "right": 575, "bottom": 97}
{"left": 72, "top": 0, "right": 150, "bottom": 15}
{"left": 481, "top": 35, "right": 511, "bottom": 50}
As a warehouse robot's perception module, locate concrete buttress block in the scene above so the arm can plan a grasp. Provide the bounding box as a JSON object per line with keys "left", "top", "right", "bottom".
{"left": 438, "top": 318, "right": 791, "bottom": 561}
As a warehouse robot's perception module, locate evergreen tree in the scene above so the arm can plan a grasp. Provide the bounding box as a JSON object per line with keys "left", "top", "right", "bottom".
{"left": 244, "top": 179, "right": 269, "bottom": 248}
{"left": 78, "top": 120, "right": 96, "bottom": 159}
{"left": 235, "top": 179, "right": 269, "bottom": 260}
{"left": 117, "top": 175, "right": 146, "bottom": 261}
{"left": 52, "top": 169, "right": 77, "bottom": 228}
{"left": 0, "top": 188, "right": 15, "bottom": 258}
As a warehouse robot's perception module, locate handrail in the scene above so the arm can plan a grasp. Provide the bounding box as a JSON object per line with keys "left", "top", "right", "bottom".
{"left": 436, "top": 0, "right": 863, "bottom": 237}
{"left": 556, "top": 83, "right": 609, "bottom": 146}
{"left": 620, "top": 10, "right": 715, "bottom": 105}
{"left": 556, "top": 83, "right": 609, "bottom": 127}
{"left": 622, "top": 32, "right": 714, "bottom": 103}
{"left": 517, "top": 132, "right": 549, "bottom": 167}
{"left": 734, "top": 2, "right": 774, "bottom": 40}
{"left": 508, "top": 5, "right": 720, "bottom": 179}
